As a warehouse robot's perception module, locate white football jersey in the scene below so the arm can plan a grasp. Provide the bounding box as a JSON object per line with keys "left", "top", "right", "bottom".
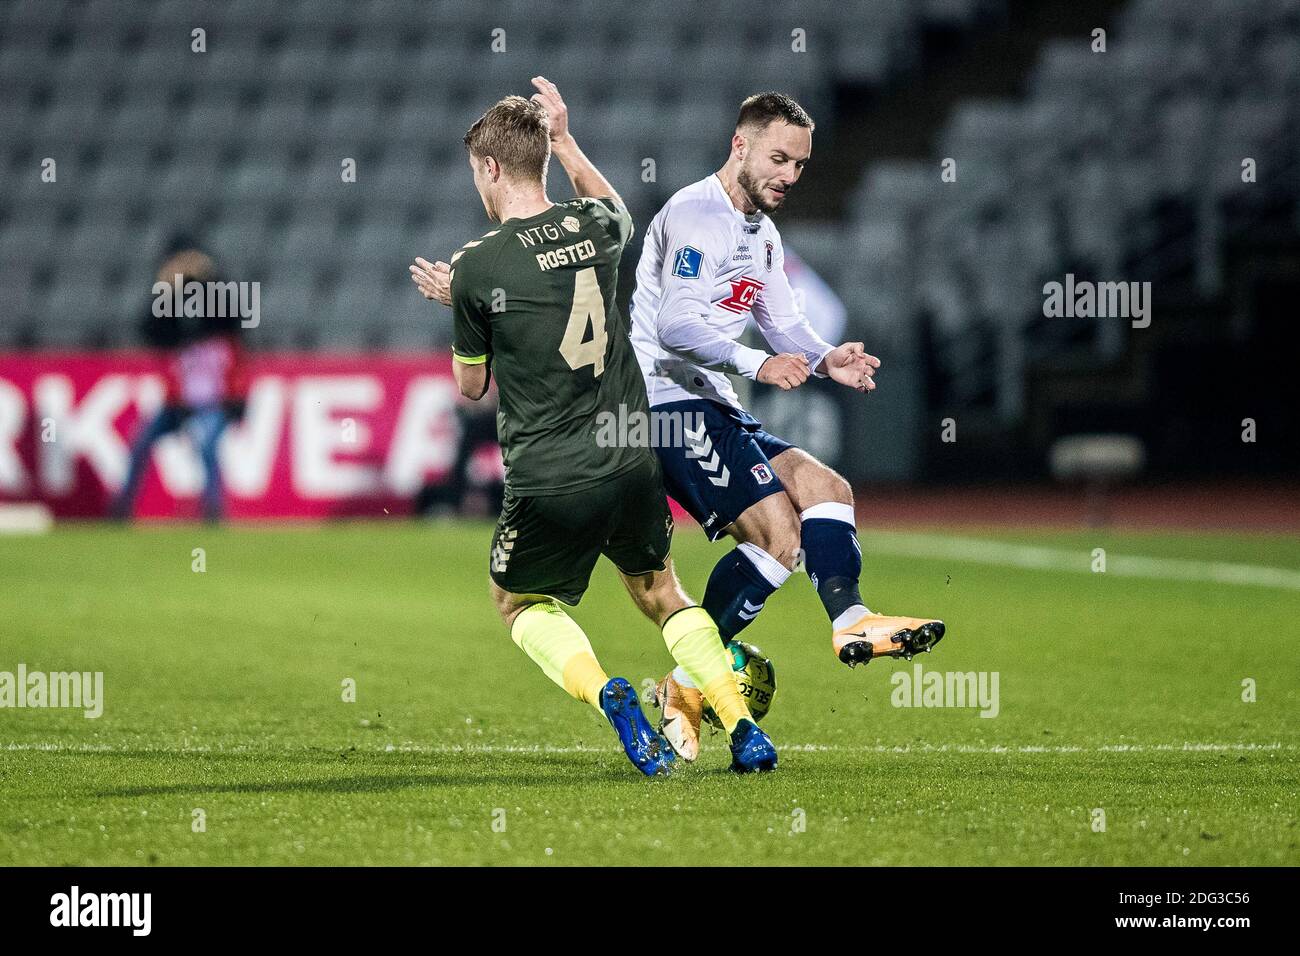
{"left": 629, "top": 174, "right": 834, "bottom": 409}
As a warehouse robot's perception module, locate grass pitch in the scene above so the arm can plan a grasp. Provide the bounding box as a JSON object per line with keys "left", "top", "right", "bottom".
{"left": 1, "top": 521, "right": 1296, "bottom": 866}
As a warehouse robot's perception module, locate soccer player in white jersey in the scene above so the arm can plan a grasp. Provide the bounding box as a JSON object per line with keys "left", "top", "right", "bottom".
{"left": 630, "top": 93, "right": 946, "bottom": 761}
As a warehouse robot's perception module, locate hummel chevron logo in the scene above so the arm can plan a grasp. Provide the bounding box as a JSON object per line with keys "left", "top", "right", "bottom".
{"left": 737, "top": 599, "right": 765, "bottom": 621}
{"left": 684, "top": 421, "right": 730, "bottom": 487}
{"left": 491, "top": 528, "right": 517, "bottom": 573}
{"left": 684, "top": 420, "right": 710, "bottom": 454}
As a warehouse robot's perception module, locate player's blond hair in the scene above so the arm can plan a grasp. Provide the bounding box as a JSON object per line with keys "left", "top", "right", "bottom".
{"left": 463, "top": 95, "right": 551, "bottom": 182}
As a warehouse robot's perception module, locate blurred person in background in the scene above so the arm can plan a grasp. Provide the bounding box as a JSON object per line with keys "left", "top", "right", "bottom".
{"left": 416, "top": 384, "right": 505, "bottom": 517}
{"left": 110, "top": 235, "right": 248, "bottom": 523}
{"left": 748, "top": 245, "right": 848, "bottom": 467}
{"left": 780, "top": 247, "right": 846, "bottom": 359}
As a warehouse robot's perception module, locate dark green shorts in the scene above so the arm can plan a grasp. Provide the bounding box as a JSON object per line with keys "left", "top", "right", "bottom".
{"left": 489, "top": 455, "right": 673, "bottom": 605}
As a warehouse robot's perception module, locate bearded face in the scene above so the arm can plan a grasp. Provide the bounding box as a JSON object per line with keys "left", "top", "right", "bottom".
{"left": 734, "top": 120, "right": 812, "bottom": 213}
{"left": 737, "top": 159, "right": 787, "bottom": 213}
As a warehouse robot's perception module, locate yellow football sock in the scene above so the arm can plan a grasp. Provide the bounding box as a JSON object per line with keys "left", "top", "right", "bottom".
{"left": 662, "top": 606, "right": 750, "bottom": 733}
{"left": 511, "top": 602, "right": 608, "bottom": 712}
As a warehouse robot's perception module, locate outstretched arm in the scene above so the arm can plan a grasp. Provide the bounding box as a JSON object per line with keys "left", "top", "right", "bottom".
{"left": 530, "top": 76, "right": 624, "bottom": 208}
{"left": 753, "top": 240, "right": 879, "bottom": 392}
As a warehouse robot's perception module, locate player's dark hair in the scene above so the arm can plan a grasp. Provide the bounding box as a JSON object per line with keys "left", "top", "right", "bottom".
{"left": 463, "top": 95, "right": 551, "bottom": 182}
{"left": 736, "top": 92, "right": 815, "bottom": 134}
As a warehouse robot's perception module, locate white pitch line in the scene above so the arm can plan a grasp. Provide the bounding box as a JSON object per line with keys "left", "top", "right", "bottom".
{"left": 1, "top": 741, "right": 1290, "bottom": 755}
{"left": 865, "top": 532, "right": 1300, "bottom": 591}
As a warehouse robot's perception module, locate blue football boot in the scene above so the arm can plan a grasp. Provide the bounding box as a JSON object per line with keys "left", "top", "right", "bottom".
{"left": 600, "top": 677, "right": 675, "bottom": 777}
{"left": 729, "top": 718, "right": 778, "bottom": 773}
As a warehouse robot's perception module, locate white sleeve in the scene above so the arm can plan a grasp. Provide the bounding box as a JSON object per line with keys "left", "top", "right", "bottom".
{"left": 653, "top": 205, "right": 771, "bottom": 380}
{"left": 752, "top": 234, "right": 835, "bottom": 376}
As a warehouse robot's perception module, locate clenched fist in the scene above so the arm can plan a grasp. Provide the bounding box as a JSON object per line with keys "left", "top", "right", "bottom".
{"left": 757, "top": 353, "right": 810, "bottom": 390}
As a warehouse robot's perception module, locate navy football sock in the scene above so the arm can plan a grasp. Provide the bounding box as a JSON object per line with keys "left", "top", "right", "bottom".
{"left": 702, "top": 544, "right": 790, "bottom": 641}
{"left": 800, "top": 503, "right": 866, "bottom": 623}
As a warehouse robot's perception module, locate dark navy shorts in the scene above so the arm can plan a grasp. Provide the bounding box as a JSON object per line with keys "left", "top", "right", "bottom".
{"left": 652, "top": 399, "right": 794, "bottom": 541}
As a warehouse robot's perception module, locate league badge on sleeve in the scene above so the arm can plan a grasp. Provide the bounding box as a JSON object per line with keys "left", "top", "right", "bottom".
{"left": 672, "top": 246, "right": 703, "bottom": 279}
{"left": 764, "top": 240, "right": 774, "bottom": 271}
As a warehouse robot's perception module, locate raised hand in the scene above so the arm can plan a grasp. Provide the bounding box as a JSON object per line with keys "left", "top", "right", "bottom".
{"left": 822, "top": 342, "right": 880, "bottom": 393}
{"left": 530, "top": 76, "right": 568, "bottom": 143}
{"left": 409, "top": 257, "right": 452, "bottom": 306}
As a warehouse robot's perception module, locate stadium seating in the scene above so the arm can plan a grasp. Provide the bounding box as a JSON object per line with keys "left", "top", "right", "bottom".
{"left": 830, "top": 0, "right": 1300, "bottom": 420}
{"left": 2, "top": 0, "right": 1296, "bottom": 420}
{"left": 0, "top": 0, "right": 1008, "bottom": 349}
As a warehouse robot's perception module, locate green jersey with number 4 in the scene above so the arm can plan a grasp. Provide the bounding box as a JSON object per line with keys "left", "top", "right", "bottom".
{"left": 450, "top": 196, "right": 651, "bottom": 496}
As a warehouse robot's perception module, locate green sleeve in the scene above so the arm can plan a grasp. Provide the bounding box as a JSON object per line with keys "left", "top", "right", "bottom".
{"left": 450, "top": 253, "right": 491, "bottom": 364}
{"left": 583, "top": 197, "right": 634, "bottom": 252}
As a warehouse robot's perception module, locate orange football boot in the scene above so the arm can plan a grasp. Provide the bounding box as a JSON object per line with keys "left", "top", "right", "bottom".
{"left": 832, "top": 613, "right": 946, "bottom": 667}
{"left": 653, "top": 670, "right": 704, "bottom": 762}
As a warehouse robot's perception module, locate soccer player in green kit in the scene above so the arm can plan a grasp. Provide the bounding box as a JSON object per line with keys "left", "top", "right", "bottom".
{"left": 410, "top": 77, "right": 776, "bottom": 775}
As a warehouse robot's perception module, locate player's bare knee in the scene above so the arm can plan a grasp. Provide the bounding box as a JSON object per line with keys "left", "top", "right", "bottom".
{"left": 648, "top": 593, "right": 690, "bottom": 628}
{"left": 741, "top": 509, "right": 801, "bottom": 569}
{"left": 793, "top": 456, "right": 851, "bottom": 508}
{"left": 492, "top": 595, "right": 516, "bottom": 626}
{"left": 489, "top": 581, "right": 527, "bottom": 627}
{"left": 649, "top": 588, "right": 692, "bottom": 628}
{"left": 821, "top": 467, "right": 853, "bottom": 506}
{"left": 731, "top": 494, "right": 801, "bottom": 570}
{"left": 621, "top": 566, "right": 689, "bottom": 628}
{"left": 618, "top": 572, "right": 655, "bottom": 620}
{"left": 769, "top": 517, "right": 803, "bottom": 569}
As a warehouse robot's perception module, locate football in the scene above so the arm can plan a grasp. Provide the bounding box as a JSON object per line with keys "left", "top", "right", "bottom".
{"left": 703, "top": 640, "right": 777, "bottom": 727}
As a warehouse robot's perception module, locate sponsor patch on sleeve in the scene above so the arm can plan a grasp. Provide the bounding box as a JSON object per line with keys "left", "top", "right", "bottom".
{"left": 671, "top": 245, "right": 703, "bottom": 279}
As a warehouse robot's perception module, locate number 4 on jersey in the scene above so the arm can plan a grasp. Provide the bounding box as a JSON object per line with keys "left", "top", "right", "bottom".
{"left": 559, "top": 266, "right": 607, "bottom": 377}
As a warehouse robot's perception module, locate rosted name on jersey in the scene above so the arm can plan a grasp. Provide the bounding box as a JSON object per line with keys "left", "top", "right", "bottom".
{"left": 512, "top": 213, "right": 599, "bottom": 271}
{"left": 533, "top": 239, "right": 598, "bottom": 271}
